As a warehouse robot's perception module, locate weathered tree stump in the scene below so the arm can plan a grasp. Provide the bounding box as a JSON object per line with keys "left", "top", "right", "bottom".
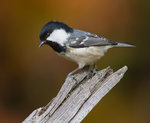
{"left": 23, "top": 66, "right": 128, "bottom": 123}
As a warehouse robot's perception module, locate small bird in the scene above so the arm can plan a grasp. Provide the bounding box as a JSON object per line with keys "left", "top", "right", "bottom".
{"left": 39, "top": 21, "right": 134, "bottom": 76}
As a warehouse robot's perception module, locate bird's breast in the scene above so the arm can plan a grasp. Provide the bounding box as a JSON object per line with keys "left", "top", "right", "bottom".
{"left": 62, "top": 46, "right": 112, "bottom": 68}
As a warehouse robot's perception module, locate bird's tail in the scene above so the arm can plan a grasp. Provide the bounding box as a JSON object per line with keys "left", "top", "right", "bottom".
{"left": 115, "top": 42, "right": 135, "bottom": 47}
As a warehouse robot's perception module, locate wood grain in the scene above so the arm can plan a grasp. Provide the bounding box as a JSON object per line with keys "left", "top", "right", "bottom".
{"left": 23, "top": 66, "right": 128, "bottom": 123}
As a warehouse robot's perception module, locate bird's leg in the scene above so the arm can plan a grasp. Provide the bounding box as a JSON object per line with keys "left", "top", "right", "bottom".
{"left": 85, "top": 64, "right": 98, "bottom": 79}
{"left": 67, "top": 65, "right": 90, "bottom": 80}
{"left": 67, "top": 67, "right": 80, "bottom": 78}
{"left": 91, "top": 64, "right": 98, "bottom": 73}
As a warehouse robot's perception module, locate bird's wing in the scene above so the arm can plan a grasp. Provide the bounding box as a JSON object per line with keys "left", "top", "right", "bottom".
{"left": 68, "top": 32, "right": 117, "bottom": 48}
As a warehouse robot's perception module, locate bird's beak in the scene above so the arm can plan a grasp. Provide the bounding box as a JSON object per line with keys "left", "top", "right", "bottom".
{"left": 39, "top": 41, "right": 46, "bottom": 48}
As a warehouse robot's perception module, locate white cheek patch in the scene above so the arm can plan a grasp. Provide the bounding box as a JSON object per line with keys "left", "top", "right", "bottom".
{"left": 47, "top": 29, "right": 70, "bottom": 46}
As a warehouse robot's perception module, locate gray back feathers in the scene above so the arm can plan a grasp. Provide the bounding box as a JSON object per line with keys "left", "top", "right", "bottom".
{"left": 68, "top": 29, "right": 117, "bottom": 48}
{"left": 68, "top": 29, "right": 134, "bottom": 48}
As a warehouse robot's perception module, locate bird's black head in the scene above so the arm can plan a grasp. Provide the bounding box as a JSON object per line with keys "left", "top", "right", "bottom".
{"left": 39, "top": 21, "right": 73, "bottom": 53}
{"left": 39, "top": 21, "right": 73, "bottom": 41}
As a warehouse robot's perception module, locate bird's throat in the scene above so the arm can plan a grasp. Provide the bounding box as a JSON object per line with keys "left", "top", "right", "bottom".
{"left": 46, "top": 41, "right": 66, "bottom": 53}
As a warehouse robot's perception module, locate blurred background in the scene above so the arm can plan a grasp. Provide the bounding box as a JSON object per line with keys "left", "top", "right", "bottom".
{"left": 0, "top": 0, "right": 150, "bottom": 122}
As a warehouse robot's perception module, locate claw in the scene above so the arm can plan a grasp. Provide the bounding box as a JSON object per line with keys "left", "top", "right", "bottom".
{"left": 91, "top": 64, "right": 98, "bottom": 73}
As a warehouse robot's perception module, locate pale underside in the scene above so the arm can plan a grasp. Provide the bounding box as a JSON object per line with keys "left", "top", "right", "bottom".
{"left": 59, "top": 45, "right": 112, "bottom": 68}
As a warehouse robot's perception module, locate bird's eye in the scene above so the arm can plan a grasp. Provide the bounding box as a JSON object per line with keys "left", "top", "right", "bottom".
{"left": 46, "top": 32, "right": 50, "bottom": 37}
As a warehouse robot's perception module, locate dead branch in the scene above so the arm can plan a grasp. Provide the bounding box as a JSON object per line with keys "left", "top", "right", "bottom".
{"left": 23, "top": 66, "right": 128, "bottom": 123}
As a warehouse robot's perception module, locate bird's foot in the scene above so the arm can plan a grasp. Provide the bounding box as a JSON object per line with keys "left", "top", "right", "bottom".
{"left": 91, "top": 64, "right": 99, "bottom": 74}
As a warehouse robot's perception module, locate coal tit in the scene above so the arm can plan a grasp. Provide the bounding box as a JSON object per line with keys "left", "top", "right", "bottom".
{"left": 39, "top": 21, "right": 134, "bottom": 76}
